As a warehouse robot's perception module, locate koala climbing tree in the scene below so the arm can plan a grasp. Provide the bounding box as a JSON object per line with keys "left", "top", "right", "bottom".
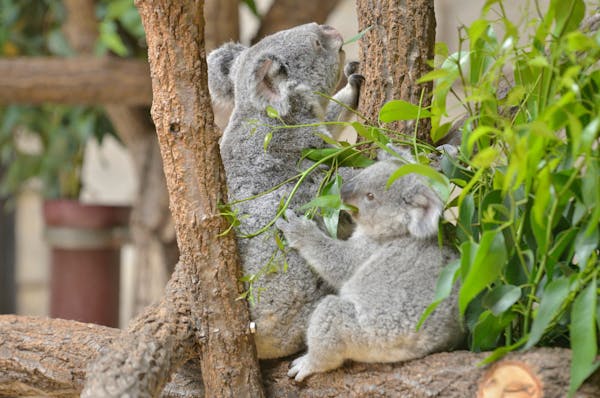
{"left": 276, "top": 148, "right": 465, "bottom": 381}
{"left": 207, "top": 23, "right": 363, "bottom": 358}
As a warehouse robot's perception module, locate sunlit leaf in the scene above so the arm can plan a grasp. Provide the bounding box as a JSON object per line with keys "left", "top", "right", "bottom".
{"left": 379, "top": 100, "right": 432, "bottom": 123}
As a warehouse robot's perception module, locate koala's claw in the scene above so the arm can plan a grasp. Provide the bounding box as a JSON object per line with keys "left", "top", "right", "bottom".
{"left": 348, "top": 74, "right": 365, "bottom": 88}
{"left": 344, "top": 61, "right": 360, "bottom": 77}
{"left": 287, "top": 354, "right": 314, "bottom": 382}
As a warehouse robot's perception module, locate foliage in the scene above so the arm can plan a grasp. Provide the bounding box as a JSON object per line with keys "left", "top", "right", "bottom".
{"left": 414, "top": 0, "right": 599, "bottom": 394}
{"left": 0, "top": 0, "right": 145, "bottom": 199}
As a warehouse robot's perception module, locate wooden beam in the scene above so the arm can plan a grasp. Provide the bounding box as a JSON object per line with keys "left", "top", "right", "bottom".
{"left": 0, "top": 57, "right": 151, "bottom": 105}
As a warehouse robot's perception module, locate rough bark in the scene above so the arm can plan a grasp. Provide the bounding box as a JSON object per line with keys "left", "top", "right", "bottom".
{"left": 62, "top": 0, "right": 178, "bottom": 316}
{"left": 252, "top": 0, "right": 341, "bottom": 43}
{"left": 80, "top": 0, "right": 265, "bottom": 396}
{"left": 0, "top": 57, "right": 151, "bottom": 105}
{"left": 356, "top": 0, "right": 436, "bottom": 142}
{"left": 2, "top": 315, "right": 599, "bottom": 397}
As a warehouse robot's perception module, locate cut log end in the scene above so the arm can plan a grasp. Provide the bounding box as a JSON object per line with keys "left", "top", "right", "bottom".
{"left": 477, "top": 360, "right": 543, "bottom": 398}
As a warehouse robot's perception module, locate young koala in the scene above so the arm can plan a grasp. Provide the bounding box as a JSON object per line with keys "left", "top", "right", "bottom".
{"left": 276, "top": 148, "right": 464, "bottom": 381}
{"left": 207, "top": 23, "right": 363, "bottom": 359}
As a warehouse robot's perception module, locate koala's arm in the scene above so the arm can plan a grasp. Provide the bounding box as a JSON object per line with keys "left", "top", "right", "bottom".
{"left": 276, "top": 210, "right": 373, "bottom": 289}
{"left": 324, "top": 62, "right": 364, "bottom": 138}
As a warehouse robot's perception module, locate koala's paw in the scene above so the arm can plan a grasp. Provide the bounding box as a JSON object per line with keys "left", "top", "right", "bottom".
{"left": 344, "top": 61, "right": 359, "bottom": 77}
{"left": 348, "top": 73, "right": 365, "bottom": 90}
{"left": 287, "top": 354, "right": 317, "bottom": 382}
{"left": 275, "top": 209, "right": 315, "bottom": 249}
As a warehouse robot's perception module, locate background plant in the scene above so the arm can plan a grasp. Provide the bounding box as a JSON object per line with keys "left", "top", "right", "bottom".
{"left": 0, "top": 0, "right": 146, "bottom": 200}
{"left": 412, "top": 0, "right": 599, "bottom": 394}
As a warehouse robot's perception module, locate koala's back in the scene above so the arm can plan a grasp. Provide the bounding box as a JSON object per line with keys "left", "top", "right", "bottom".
{"left": 209, "top": 23, "right": 348, "bottom": 358}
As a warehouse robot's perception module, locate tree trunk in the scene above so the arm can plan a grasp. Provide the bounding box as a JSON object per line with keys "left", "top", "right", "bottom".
{"left": 355, "top": 0, "right": 436, "bottom": 142}
{"left": 2, "top": 315, "right": 599, "bottom": 397}
{"left": 204, "top": 0, "right": 239, "bottom": 52}
{"left": 80, "top": 0, "right": 266, "bottom": 396}
{"left": 252, "top": 0, "right": 341, "bottom": 43}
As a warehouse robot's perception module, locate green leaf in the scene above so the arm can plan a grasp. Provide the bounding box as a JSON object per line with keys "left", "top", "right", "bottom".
{"left": 300, "top": 194, "right": 341, "bottom": 211}
{"left": 416, "top": 259, "right": 460, "bottom": 330}
{"left": 569, "top": 278, "right": 599, "bottom": 397}
{"left": 480, "top": 338, "right": 527, "bottom": 365}
{"left": 483, "top": 284, "right": 522, "bottom": 316}
{"left": 387, "top": 163, "right": 451, "bottom": 203}
{"left": 302, "top": 148, "right": 374, "bottom": 168}
{"left": 574, "top": 226, "right": 599, "bottom": 271}
{"left": 472, "top": 310, "right": 516, "bottom": 351}
{"left": 266, "top": 106, "right": 279, "bottom": 119}
{"left": 263, "top": 131, "right": 272, "bottom": 151}
{"left": 552, "top": 0, "right": 585, "bottom": 37}
{"left": 459, "top": 229, "right": 507, "bottom": 316}
{"left": 343, "top": 26, "right": 373, "bottom": 45}
{"left": 524, "top": 277, "right": 572, "bottom": 349}
{"left": 379, "top": 100, "right": 432, "bottom": 123}
{"left": 242, "top": 0, "right": 260, "bottom": 17}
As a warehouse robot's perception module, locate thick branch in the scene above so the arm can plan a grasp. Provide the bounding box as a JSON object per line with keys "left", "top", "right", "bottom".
{"left": 2, "top": 314, "right": 599, "bottom": 397}
{"left": 252, "top": 0, "right": 341, "bottom": 43}
{"left": 0, "top": 57, "right": 151, "bottom": 105}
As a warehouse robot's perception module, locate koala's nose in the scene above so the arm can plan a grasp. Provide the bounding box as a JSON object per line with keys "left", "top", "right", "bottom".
{"left": 320, "top": 24, "right": 343, "bottom": 47}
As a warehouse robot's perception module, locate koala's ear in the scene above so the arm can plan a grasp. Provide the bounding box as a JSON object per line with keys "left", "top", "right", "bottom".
{"left": 250, "top": 55, "right": 291, "bottom": 116}
{"left": 378, "top": 144, "right": 415, "bottom": 164}
{"left": 207, "top": 42, "right": 247, "bottom": 104}
{"left": 406, "top": 186, "right": 443, "bottom": 238}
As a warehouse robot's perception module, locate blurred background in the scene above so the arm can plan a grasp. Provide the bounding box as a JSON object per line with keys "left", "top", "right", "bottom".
{"left": 0, "top": 0, "right": 539, "bottom": 327}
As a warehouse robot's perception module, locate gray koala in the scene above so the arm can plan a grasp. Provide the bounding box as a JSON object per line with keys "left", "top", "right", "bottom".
{"left": 207, "top": 23, "right": 363, "bottom": 359}
{"left": 276, "top": 148, "right": 464, "bottom": 381}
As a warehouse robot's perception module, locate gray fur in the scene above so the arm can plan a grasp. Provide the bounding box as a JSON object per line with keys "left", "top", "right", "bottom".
{"left": 276, "top": 151, "right": 464, "bottom": 381}
{"left": 207, "top": 23, "right": 363, "bottom": 359}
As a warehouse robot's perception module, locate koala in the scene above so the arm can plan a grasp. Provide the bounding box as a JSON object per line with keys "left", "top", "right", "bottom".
{"left": 207, "top": 23, "right": 364, "bottom": 359}
{"left": 276, "top": 148, "right": 464, "bottom": 381}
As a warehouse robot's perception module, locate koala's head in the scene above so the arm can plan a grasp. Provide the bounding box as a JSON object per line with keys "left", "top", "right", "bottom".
{"left": 341, "top": 148, "right": 443, "bottom": 241}
{"left": 207, "top": 23, "right": 345, "bottom": 117}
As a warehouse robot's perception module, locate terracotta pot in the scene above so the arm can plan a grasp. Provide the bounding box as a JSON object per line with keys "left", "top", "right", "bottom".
{"left": 43, "top": 199, "right": 130, "bottom": 327}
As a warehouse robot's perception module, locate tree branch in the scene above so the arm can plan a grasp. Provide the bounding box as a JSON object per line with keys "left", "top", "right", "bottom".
{"left": 0, "top": 57, "right": 151, "bottom": 105}
{"left": 2, "top": 314, "right": 599, "bottom": 397}
{"left": 252, "top": 0, "right": 341, "bottom": 43}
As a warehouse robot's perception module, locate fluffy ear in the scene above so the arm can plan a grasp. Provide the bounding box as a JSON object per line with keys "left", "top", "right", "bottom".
{"left": 406, "top": 186, "right": 443, "bottom": 238}
{"left": 377, "top": 144, "right": 415, "bottom": 164}
{"left": 207, "top": 42, "right": 247, "bottom": 104}
{"left": 250, "top": 54, "right": 291, "bottom": 116}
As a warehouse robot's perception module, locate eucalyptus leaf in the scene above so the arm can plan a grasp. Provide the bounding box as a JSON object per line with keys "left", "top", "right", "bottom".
{"left": 569, "top": 278, "right": 599, "bottom": 397}
{"left": 524, "top": 277, "right": 572, "bottom": 349}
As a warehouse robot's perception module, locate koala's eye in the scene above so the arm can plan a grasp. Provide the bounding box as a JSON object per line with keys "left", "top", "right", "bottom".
{"left": 366, "top": 192, "right": 375, "bottom": 201}
{"left": 313, "top": 38, "right": 322, "bottom": 49}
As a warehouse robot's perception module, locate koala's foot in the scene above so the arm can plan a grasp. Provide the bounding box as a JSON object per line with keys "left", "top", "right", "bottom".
{"left": 288, "top": 354, "right": 319, "bottom": 381}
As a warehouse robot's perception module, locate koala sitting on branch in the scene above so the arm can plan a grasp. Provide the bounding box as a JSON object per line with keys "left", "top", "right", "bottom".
{"left": 207, "top": 23, "right": 363, "bottom": 359}
{"left": 276, "top": 147, "right": 465, "bottom": 381}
